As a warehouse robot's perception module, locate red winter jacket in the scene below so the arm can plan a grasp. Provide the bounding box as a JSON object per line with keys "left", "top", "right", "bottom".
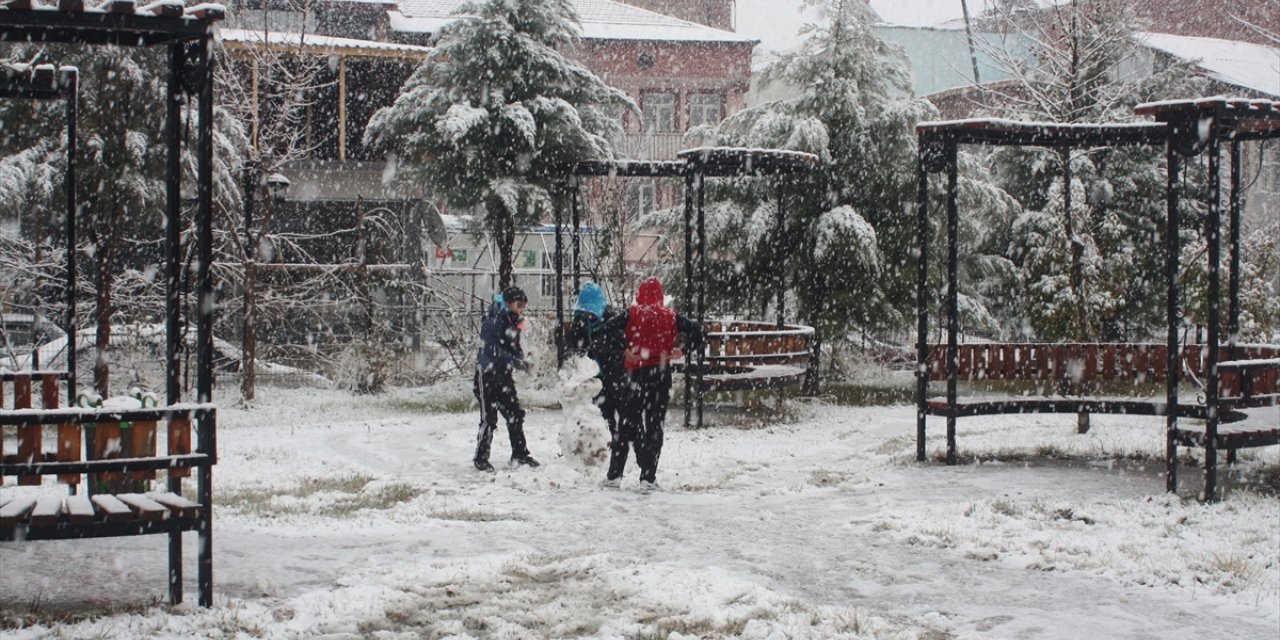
{"left": 624, "top": 278, "right": 679, "bottom": 370}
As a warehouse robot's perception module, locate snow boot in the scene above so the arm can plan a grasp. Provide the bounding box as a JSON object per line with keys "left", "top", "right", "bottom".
{"left": 474, "top": 459, "right": 495, "bottom": 473}
{"left": 511, "top": 454, "right": 541, "bottom": 468}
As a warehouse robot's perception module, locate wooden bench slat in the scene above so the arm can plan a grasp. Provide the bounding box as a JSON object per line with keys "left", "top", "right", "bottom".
{"left": 64, "top": 494, "right": 95, "bottom": 524}
{"left": 30, "top": 495, "right": 64, "bottom": 527}
{"left": 116, "top": 493, "right": 168, "bottom": 521}
{"left": 90, "top": 494, "right": 133, "bottom": 522}
{"left": 0, "top": 496, "right": 38, "bottom": 527}
{"left": 146, "top": 492, "right": 200, "bottom": 518}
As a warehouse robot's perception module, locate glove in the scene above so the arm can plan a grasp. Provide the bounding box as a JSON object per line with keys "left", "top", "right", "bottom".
{"left": 514, "top": 358, "right": 532, "bottom": 373}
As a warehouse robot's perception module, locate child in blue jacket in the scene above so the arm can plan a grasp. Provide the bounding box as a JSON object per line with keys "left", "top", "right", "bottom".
{"left": 473, "top": 286, "right": 539, "bottom": 472}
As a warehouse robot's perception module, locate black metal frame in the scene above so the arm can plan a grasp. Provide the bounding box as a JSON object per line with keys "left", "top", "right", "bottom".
{"left": 913, "top": 104, "right": 1280, "bottom": 501}
{"left": 0, "top": 2, "right": 223, "bottom": 606}
{"left": 1136, "top": 98, "right": 1280, "bottom": 500}
{"left": 558, "top": 149, "right": 817, "bottom": 428}
{"left": 0, "top": 63, "right": 77, "bottom": 401}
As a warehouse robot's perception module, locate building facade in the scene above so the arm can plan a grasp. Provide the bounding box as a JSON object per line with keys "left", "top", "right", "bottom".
{"left": 219, "top": 0, "right": 757, "bottom": 325}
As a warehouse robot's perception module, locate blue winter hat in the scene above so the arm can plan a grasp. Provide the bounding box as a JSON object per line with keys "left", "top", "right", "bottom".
{"left": 573, "top": 282, "right": 607, "bottom": 318}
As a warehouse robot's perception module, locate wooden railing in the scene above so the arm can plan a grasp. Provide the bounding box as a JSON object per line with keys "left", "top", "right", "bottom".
{"left": 923, "top": 343, "right": 1280, "bottom": 402}
{"left": 704, "top": 321, "right": 814, "bottom": 368}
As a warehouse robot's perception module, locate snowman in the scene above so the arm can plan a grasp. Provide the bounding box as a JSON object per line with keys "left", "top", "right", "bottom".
{"left": 558, "top": 355, "right": 611, "bottom": 470}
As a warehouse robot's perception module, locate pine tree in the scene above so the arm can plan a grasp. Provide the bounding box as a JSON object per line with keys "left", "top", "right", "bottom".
{"left": 364, "top": 0, "right": 633, "bottom": 290}
{"left": 974, "top": 0, "right": 1258, "bottom": 343}
{"left": 660, "top": 0, "right": 939, "bottom": 357}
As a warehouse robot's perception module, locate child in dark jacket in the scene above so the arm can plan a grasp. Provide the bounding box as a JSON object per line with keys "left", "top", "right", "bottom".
{"left": 600, "top": 277, "right": 705, "bottom": 488}
{"left": 565, "top": 282, "right": 627, "bottom": 461}
{"left": 473, "top": 286, "right": 539, "bottom": 472}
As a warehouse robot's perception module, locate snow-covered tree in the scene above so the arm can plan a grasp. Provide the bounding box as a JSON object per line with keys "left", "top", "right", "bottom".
{"left": 364, "top": 0, "right": 633, "bottom": 290}
{"left": 655, "top": 0, "right": 945, "bottom": 360}
{"left": 973, "top": 0, "right": 1241, "bottom": 342}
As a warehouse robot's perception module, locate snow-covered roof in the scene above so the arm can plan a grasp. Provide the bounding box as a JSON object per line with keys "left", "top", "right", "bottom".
{"left": 1137, "top": 32, "right": 1280, "bottom": 98}
{"left": 391, "top": 0, "right": 755, "bottom": 44}
{"left": 916, "top": 118, "right": 1168, "bottom": 147}
{"left": 218, "top": 27, "right": 433, "bottom": 57}
{"left": 866, "top": 0, "right": 1069, "bottom": 28}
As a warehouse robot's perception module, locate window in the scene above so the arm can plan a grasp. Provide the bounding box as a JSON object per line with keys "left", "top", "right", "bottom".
{"left": 688, "top": 93, "right": 723, "bottom": 127}
{"left": 642, "top": 92, "right": 677, "bottom": 133}
{"left": 625, "top": 182, "right": 657, "bottom": 221}
{"left": 541, "top": 253, "right": 556, "bottom": 298}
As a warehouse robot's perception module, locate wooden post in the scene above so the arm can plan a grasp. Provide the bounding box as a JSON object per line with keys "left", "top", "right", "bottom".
{"left": 41, "top": 374, "right": 80, "bottom": 485}
{"left": 131, "top": 417, "right": 158, "bottom": 482}
{"left": 92, "top": 421, "right": 124, "bottom": 486}
{"left": 168, "top": 418, "right": 192, "bottom": 478}
{"left": 16, "top": 375, "right": 41, "bottom": 485}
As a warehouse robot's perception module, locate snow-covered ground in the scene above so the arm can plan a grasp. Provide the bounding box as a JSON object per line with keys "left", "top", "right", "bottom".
{"left": 2, "top": 378, "right": 1278, "bottom": 639}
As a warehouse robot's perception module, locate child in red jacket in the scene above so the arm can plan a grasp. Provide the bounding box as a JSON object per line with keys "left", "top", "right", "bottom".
{"left": 600, "top": 277, "right": 705, "bottom": 489}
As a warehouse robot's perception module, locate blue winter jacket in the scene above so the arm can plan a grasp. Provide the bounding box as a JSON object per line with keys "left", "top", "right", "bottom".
{"left": 477, "top": 297, "right": 526, "bottom": 374}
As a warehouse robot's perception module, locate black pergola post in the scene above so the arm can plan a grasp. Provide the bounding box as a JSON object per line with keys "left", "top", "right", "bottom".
{"left": 164, "top": 41, "right": 185, "bottom": 606}
{"left": 915, "top": 144, "right": 931, "bottom": 463}
{"left": 1203, "top": 120, "right": 1222, "bottom": 501}
{"left": 1228, "top": 139, "right": 1242, "bottom": 358}
{"left": 1226, "top": 139, "right": 1243, "bottom": 468}
{"left": 63, "top": 68, "right": 78, "bottom": 407}
{"left": 165, "top": 43, "right": 183, "bottom": 408}
{"left": 944, "top": 141, "right": 959, "bottom": 466}
{"left": 775, "top": 177, "right": 786, "bottom": 329}
{"left": 554, "top": 180, "right": 567, "bottom": 366}
{"left": 683, "top": 171, "right": 694, "bottom": 427}
{"left": 695, "top": 172, "right": 708, "bottom": 430}
{"left": 1164, "top": 136, "right": 1182, "bottom": 494}
{"left": 571, "top": 177, "right": 582, "bottom": 297}
{"left": 192, "top": 32, "right": 218, "bottom": 609}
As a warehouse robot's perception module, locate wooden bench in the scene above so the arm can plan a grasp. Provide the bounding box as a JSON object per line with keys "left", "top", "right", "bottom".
{"left": 0, "top": 371, "right": 216, "bottom": 606}
{"left": 919, "top": 343, "right": 1280, "bottom": 474}
{"left": 691, "top": 321, "right": 814, "bottom": 392}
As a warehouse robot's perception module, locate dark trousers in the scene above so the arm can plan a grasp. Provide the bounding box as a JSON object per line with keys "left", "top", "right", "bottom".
{"left": 596, "top": 377, "right": 624, "bottom": 435}
{"left": 473, "top": 368, "right": 528, "bottom": 462}
{"left": 610, "top": 366, "right": 671, "bottom": 483}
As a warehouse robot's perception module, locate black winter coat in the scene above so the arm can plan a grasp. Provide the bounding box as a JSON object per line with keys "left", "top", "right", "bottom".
{"left": 567, "top": 307, "right": 627, "bottom": 391}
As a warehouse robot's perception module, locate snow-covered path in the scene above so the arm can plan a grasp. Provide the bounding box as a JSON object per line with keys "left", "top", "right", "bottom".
{"left": 2, "top": 387, "right": 1277, "bottom": 639}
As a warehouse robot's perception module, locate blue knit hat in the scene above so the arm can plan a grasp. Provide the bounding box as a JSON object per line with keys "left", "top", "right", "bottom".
{"left": 573, "top": 282, "right": 607, "bottom": 318}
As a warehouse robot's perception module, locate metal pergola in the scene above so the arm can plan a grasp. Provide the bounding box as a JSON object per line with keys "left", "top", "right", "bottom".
{"left": 914, "top": 101, "right": 1280, "bottom": 501}
{"left": 558, "top": 147, "right": 818, "bottom": 428}
{"left": 1135, "top": 98, "right": 1280, "bottom": 499}
{"left": 0, "top": 1, "right": 224, "bottom": 605}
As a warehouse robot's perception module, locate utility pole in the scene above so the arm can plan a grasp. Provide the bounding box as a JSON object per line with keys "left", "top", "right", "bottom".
{"left": 961, "top": 0, "right": 983, "bottom": 90}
